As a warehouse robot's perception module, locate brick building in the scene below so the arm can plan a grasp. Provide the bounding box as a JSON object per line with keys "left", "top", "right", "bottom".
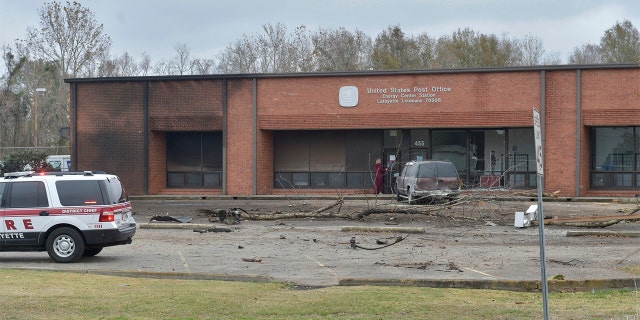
{"left": 65, "top": 64, "right": 640, "bottom": 197}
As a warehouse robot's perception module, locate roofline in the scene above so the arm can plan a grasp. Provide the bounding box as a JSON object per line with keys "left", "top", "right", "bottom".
{"left": 65, "top": 63, "right": 640, "bottom": 83}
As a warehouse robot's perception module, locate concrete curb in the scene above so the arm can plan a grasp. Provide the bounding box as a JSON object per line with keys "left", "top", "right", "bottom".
{"left": 567, "top": 230, "right": 640, "bottom": 237}
{"left": 8, "top": 267, "right": 275, "bottom": 284}
{"left": 22, "top": 266, "right": 639, "bottom": 293}
{"left": 340, "top": 226, "right": 425, "bottom": 233}
{"left": 139, "top": 222, "right": 218, "bottom": 230}
{"left": 339, "top": 278, "right": 640, "bottom": 292}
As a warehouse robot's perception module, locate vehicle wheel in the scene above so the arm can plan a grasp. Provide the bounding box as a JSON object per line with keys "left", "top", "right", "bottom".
{"left": 396, "top": 189, "right": 402, "bottom": 201}
{"left": 46, "top": 227, "right": 85, "bottom": 263}
{"left": 83, "top": 247, "right": 103, "bottom": 257}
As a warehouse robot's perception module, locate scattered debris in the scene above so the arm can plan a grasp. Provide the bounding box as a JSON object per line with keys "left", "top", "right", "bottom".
{"left": 375, "top": 261, "right": 433, "bottom": 269}
{"left": 242, "top": 257, "right": 263, "bottom": 263}
{"left": 192, "top": 228, "right": 233, "bottom": 233}
{"left": 350, "top": 235, "right": 408, "bottom": 250}
{"left": 198, "top": 208, "right": 247, "bottom": 225}
{"left": 444, "top": 262, "right": 463, "bottom": 272}
{"left": 375, "top": 260, "right": 463, "bottom": 272}
{"left": 549, "top": 259, "right": 583, "bottom": 267}
{"left": 385, "top": 217, "right": 398, "bottom": 225}
{"left": 150, "top": 215, "right": 192, "bottom": 223}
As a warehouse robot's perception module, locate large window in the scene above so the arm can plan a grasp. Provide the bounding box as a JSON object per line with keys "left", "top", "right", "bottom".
{"left": 504, "top": 128, "right": 536, "bottom": 188}
{"left": 590, "top": 127, "right": 640, "bottom": 189}
{"left": 166, "top": 132, "right": 223, "bottom": 188}
{"left": 274, "top": 130, "right": 382, "bottom": 189}
{"left": 429, "top": 128, "right": 536, "bottom": 189}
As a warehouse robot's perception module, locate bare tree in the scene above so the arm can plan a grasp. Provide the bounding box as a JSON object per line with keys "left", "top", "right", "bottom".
{"left": 152, "top": 59, "right": 173, "bottom": 75}
{"left": 568, "top": 43, "right": 603, "bottom": 64}
{"left": 116, "top": 52, "right": 140, "bottom": 76}
{"left": 519, "top": 34, "right": 545, "bottom": 66}
{"left": 289, "top": 25, "right": 314, "bottom": 72}
{"left": 190, "top": 58, "right": 216, "bottom": 75}
{"left": 312, "top": 27, "right": 373, "bottom": 71}
{"left": 139, "top": 52, "right": 152, "bottom": 76}
{"left": 25, "top": 1, "right": 111, "bottom": 78}
{"left": 171, "top": 43, "right": 191, "bottom": 75}
{"left": 217, "top": 35, "right": 260, "bottom": 73}
{"left": 257, "top": 22, "right": 307, "bottom": 73}
{"left": 541, "top": 50, "right": 562, "bottom": 65}
{"left": 217, "top": 23, "right": 312, "bottom": 73}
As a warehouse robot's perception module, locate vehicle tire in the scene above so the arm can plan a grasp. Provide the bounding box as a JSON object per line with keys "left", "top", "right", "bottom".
{"left": 82, "top": 247, "right": 103, "bottom": 257}
{"left": 46, "top": 227, "right": 85, "bottom": 263}
{"left": 396, "top": 189, "right": 402, "bottom": 201}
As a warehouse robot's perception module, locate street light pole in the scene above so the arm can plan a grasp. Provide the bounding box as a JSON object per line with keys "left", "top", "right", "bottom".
{"left": 34, "top": 88, "right": 46, "bottom": 149}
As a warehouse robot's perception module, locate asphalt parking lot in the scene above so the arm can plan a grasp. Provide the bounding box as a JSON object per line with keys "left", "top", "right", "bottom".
{"left": 3, "top": 197, "right": 640, "bottom": 291}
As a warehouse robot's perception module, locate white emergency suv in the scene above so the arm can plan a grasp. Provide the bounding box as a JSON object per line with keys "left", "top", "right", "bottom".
{"left": 0, "top": 171, "right": 136, "bottom": 262}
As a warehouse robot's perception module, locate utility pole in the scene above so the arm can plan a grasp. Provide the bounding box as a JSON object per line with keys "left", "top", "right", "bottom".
{"left": 34, "top": 88, "right": 47, "bottom": 149}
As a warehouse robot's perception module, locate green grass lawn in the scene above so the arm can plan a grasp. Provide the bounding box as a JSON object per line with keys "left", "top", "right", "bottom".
{"left": 2, "top": 269, "right": 639, "bottom": 319}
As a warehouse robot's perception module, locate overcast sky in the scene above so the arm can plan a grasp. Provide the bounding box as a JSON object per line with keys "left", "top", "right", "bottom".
{"left": 0, "top": 0, "right": 638, "bottom": 65}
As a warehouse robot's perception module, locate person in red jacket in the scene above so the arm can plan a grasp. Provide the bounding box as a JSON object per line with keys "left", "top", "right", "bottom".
{"left": 374, "top": 158, "right": 386, "bottom": 194}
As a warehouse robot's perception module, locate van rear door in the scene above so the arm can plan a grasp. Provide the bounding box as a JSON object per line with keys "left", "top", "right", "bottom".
{"left": 46, "top": 155, "right": 71, "bottom": 171}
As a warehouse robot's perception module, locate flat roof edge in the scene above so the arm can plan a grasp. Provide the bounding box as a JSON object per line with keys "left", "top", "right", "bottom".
{"left": 65, "top": 63, "right": 640, "bottom": 83}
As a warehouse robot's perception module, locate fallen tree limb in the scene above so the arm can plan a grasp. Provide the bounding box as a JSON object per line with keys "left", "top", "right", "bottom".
{"left": 314, "top": 198, "right": 344, "bottom": 214}
{"left": 534, "top": 211, "right": 640, "bottom": 228}
{"left": 512, "top": 190, "right": 561, "bottom": 198}
{"left": 247, "top": 211, "right": 355, "bottom": 220}
{"left": 350, "top": 235, "right": 408, "bottom": 250}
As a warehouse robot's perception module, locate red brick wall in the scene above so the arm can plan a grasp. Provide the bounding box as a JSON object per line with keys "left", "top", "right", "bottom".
{"left": 148, "top": 130, "right": 165, "bottom": 195}
{"left": 148, "top": 80, "right": 224, "bottom": 131}
{"left": 226, "top": 79, "right": 254, "bottom": 195}
{"left": 74, "top": 82, "right": 145, "bottom": 195}
{"left": 256, "top": 130, "right": 273, "bottom": 194}
{"left": 147, "top": 80, "right": 224, "bottom": 195}
{"left": 581, "top": 68, "right": 640, "bottom": 196}
{"left": 72, "top": 67, "right": 639, "bottom": 197}
{"left": 544, "top": 71, "right": 578, "bottom": 196}
{"left": 257, "top": 72, "right": 541, "bottom": 129}
{"left": 582, "top": 69, "right": 640, "bottom": 125}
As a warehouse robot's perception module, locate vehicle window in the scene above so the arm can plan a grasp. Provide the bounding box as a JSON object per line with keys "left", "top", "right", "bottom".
{"left": 0, "top": 182, "right": 6, "bottom": 207}
{"left": 104, "top": 177, "right": 128, "bottom": 204}
{"left": 400, "top": 166, "right": 410, "bottom": 178}
{"left": 56, "top": 180, "right": 106, "bottom": 206}
{"left": 407, "top": 164, "right": 418, "bottom": 177}
{"left": 8, "top": 181, "right": 49, "bottom": 208}
{"left": 48, "top": 160, "right": 62, "bottom": 169}
{"left": 437, "top": 163, "right": 458, "bottom": 177}
{"left": 417, "top": 163, "right": 437, "bottom": 178}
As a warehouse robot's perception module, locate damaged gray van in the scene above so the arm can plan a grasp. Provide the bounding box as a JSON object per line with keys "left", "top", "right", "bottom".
{"left": 395, "top": 160, "right": 461, "bottom": 204}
